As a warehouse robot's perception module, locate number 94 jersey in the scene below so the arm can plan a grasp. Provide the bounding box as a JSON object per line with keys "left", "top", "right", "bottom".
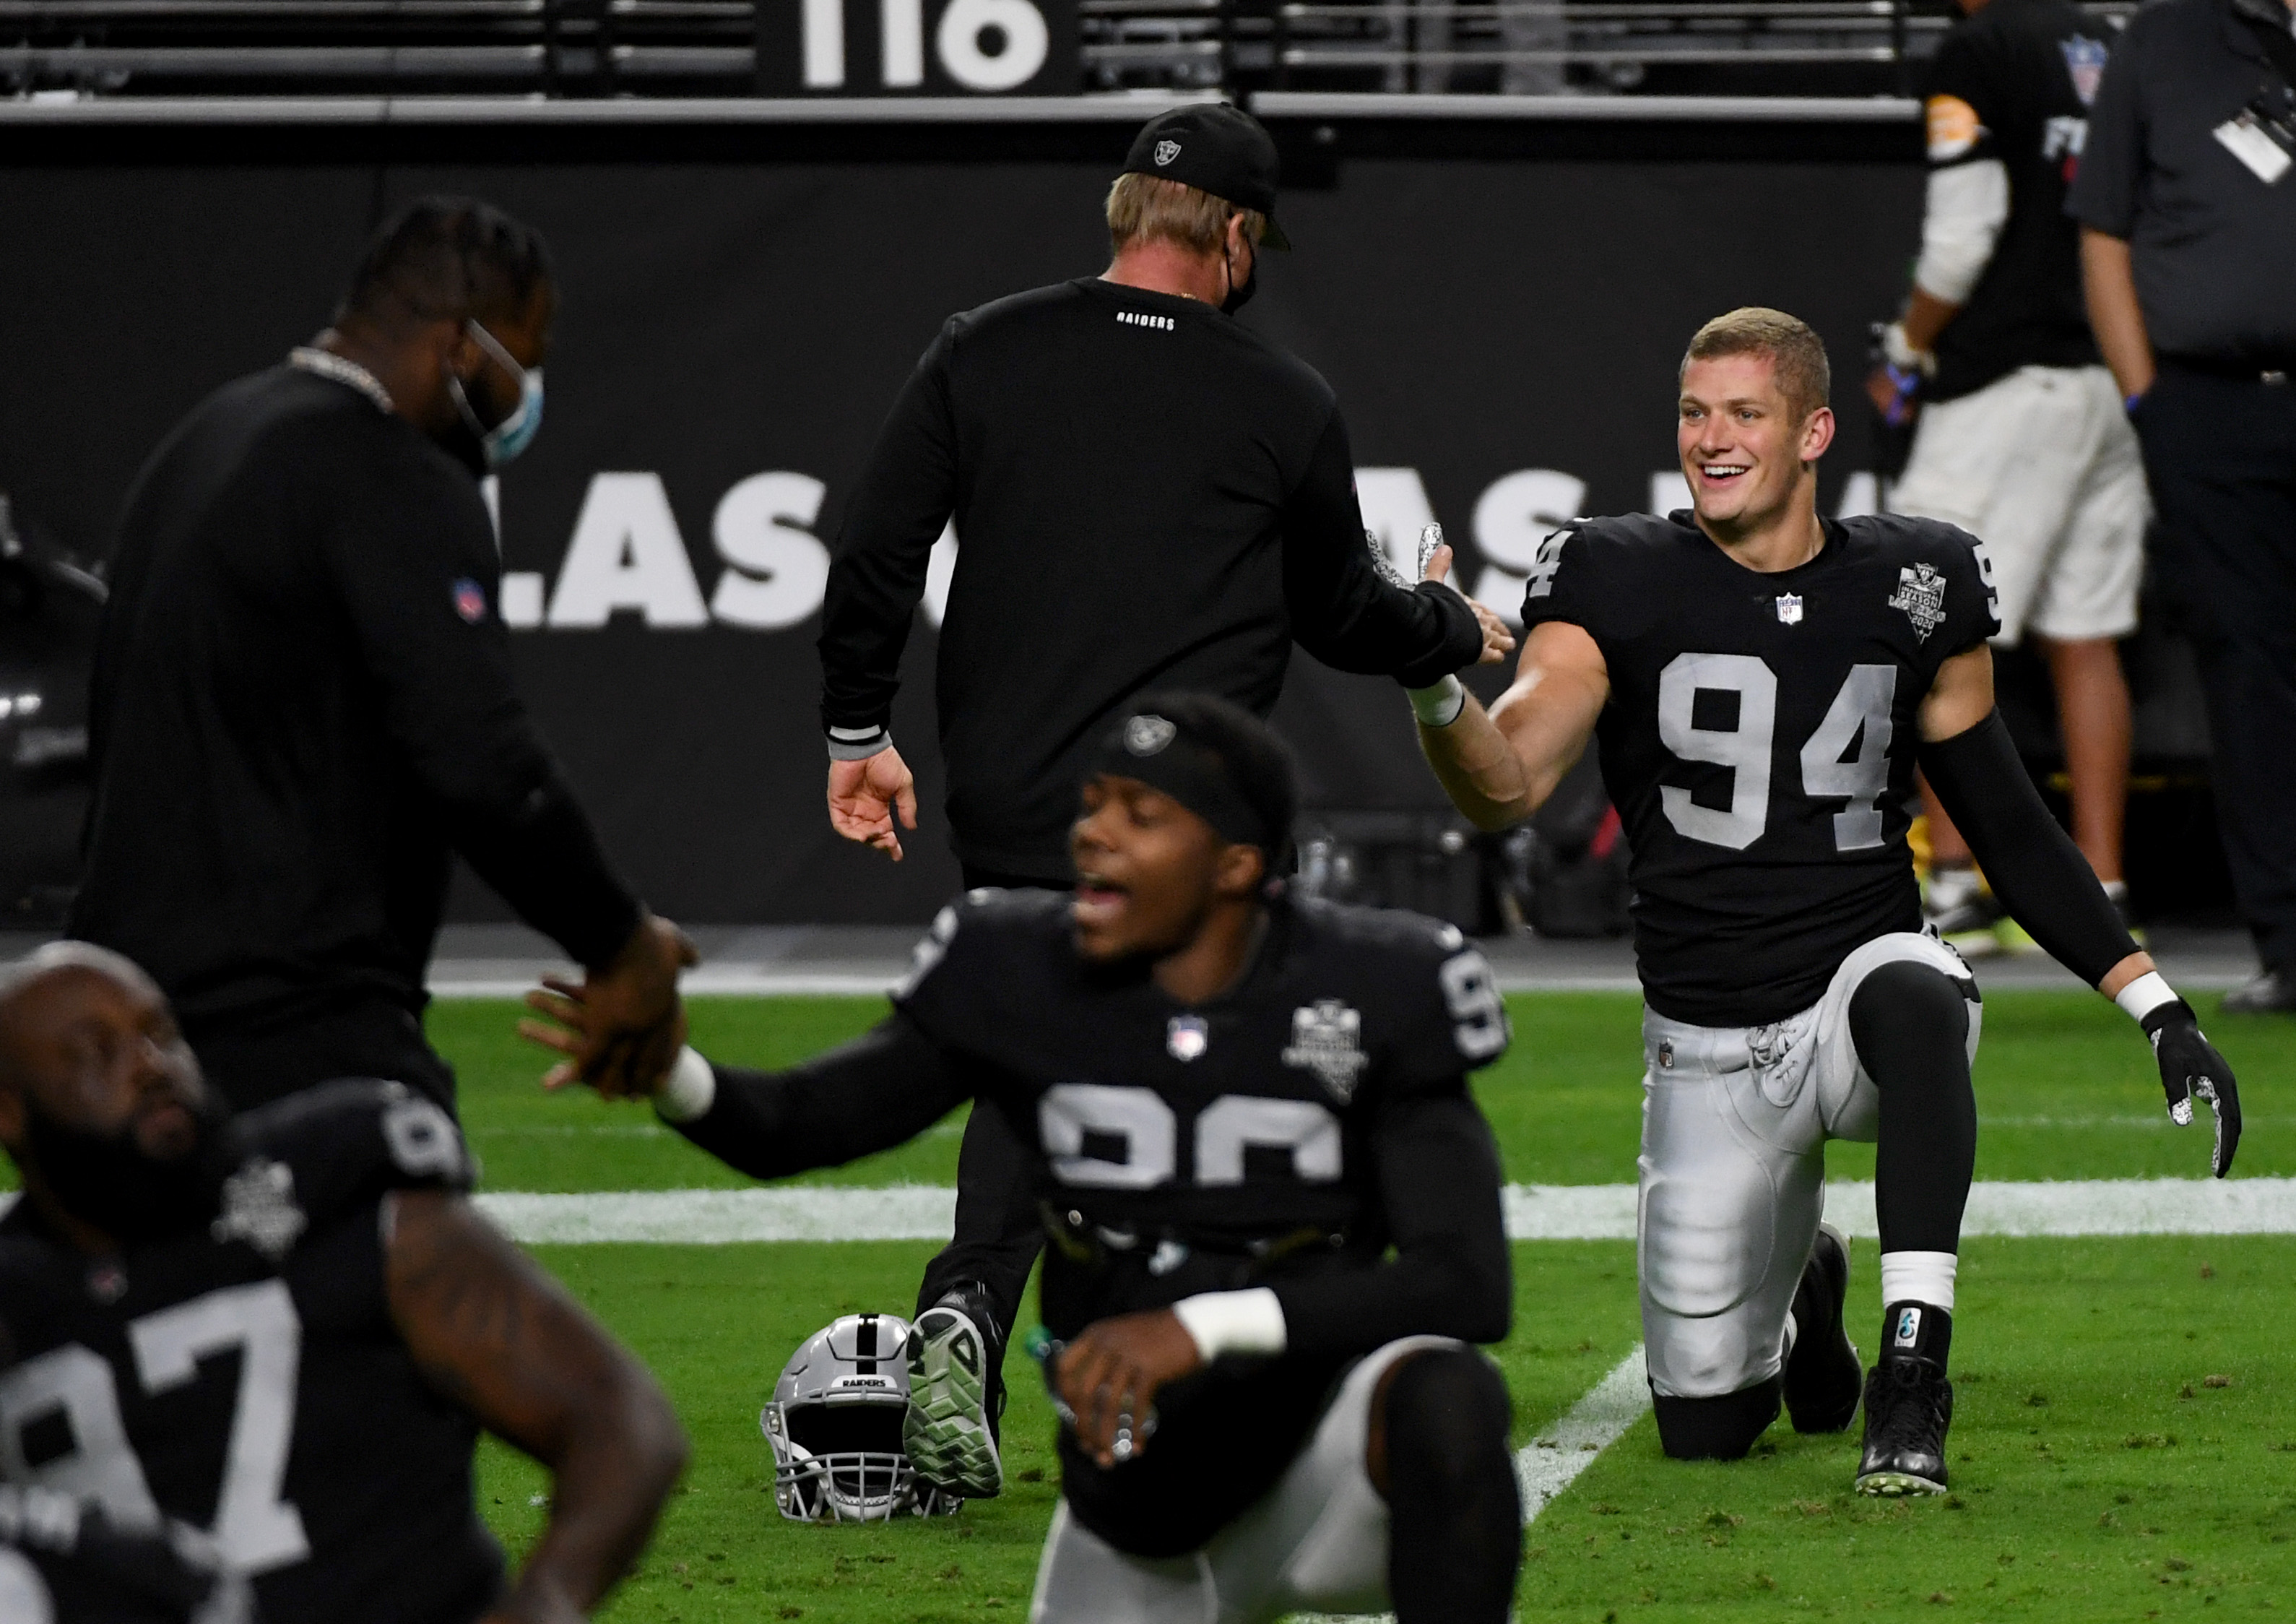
{"left": 1523, "top": 510, "right": 2001, "bottom": 1027}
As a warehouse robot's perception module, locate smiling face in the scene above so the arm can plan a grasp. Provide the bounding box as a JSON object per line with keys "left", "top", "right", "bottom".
{"left": 0, "top": 948, "right": 211, "bottom": 1171}
{"left": 1676, "top": 350, "right": 1834, "bottom": 536}
{"left": 1070, "top": 775, "right": 1263, "bottom": 964}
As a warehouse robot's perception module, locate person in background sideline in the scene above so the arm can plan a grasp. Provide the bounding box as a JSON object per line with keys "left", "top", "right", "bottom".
{"left": 69, "top": 196, "right": 695, "bottom": 1110}
{"left": 2068, "top": 0, "right": 2296, "bottom": 1013}
{"left": 1868, "top": 0, "right": 2144, "bottom": 956}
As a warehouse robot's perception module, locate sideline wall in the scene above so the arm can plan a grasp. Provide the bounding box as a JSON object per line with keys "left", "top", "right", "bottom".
{"left": 0, "top": 108, "right": 1931, "bottom": 921}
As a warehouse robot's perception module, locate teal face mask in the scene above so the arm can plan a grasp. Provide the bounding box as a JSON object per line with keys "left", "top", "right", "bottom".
{"left": 449, "top": 318, "right": 545, "bottom": 467}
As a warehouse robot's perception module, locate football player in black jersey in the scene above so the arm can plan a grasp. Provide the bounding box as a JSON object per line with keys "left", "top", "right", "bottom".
{"left": 527, "top": 695, "right": 1525, "bottom": 1624}
{"left": 0, "top": 943, "right": 688, "bottom": 1623}
{"left": 1408, "top": 308, "right": 2240, "bottom": 1494}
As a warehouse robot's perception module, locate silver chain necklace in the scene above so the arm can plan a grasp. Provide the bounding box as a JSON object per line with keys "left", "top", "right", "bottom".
{"left": 288, "top": 346, "right": 395, "bottom": 415}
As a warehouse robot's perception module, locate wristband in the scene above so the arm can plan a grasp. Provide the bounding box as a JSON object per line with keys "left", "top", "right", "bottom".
{"left": 654, "top": 1045, "right": 717, "bottom": 1123}
{"left": 826, "top": 724, "right": 893, "bottom": 762}
{"left": 2113, "top": 970, "right": 2179, "bottom": 1025}
{"left": 1171, "top": 1287, "right": 1286, "bottom": 1360}
{"left": 1881, "top": 321, "right": 1938, "bottom": 378}
{"left": 1408, "top": 673, "right": 1468, "bottom": 728}
{"left": 2124, "top": 392, "right": 2146, "bottom": 415}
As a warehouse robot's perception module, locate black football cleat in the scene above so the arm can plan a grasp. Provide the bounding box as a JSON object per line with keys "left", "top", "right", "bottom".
{"left": 1855, "top": 1357, "right": 1954, "bottom": 1496}
{"left": 1783, "top": 1223, "right": 1862, "bottom": 1434}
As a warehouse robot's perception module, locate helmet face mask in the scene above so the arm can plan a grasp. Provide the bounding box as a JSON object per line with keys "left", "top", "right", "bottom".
{"left": 761, "top": 1313, "right": 961, "bottom": 1523}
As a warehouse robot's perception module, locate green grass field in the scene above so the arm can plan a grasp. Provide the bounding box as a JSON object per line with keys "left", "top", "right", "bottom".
{"left": 443, "top": 990, "right": 2296, "bottom": 1622}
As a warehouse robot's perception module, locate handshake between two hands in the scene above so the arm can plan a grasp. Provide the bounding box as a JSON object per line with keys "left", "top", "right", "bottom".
{"left": 518, "top": 910, "right": 697, "bottom": 1101}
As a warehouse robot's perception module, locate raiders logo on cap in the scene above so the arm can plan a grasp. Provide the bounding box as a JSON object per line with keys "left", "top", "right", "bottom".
{"left": 1153, "top": 138, "right": 1181, "bottom": 165}
{"left": 1125, "top": 714, "right": 1178, "bottom": 756}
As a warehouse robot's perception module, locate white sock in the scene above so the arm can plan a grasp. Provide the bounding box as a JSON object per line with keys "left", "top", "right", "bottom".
{"left": 1879, "top": 1251, "right": 1958, "bottom": 1314}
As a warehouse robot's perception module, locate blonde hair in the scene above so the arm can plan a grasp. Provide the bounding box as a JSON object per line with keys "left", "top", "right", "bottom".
{"left": 1681, "top": 307, "right": 1832, "bottom": 422}
{"left": 1106, "top": 173, "right": 1267, "bottom": 258}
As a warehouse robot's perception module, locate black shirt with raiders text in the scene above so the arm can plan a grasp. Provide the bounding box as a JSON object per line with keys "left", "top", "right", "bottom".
{"left": 1924, "top": 0, "right": 2115, "bottom": 400}
{"left": 1522, "top": 512, "right": 2001, "bottom": 1027}
{"left": 816, "top": 277, "right": 1482, "bottom": 881}
{"left": 0, "top": 1081, "right": 503, "bottom": 1624}
{"left": 675, "top": 887, "right": 1513, "bottom": 1558}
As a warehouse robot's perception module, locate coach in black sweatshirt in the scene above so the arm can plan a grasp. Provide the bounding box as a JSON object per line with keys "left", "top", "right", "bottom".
{"left": 817, "top": 105, "right": 1510, "bottom": 885}
{"left": 69, "top": 198, "right": 690, "bottom": 1114}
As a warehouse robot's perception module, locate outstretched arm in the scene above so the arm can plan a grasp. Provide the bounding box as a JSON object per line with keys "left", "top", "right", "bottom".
{"left": 1918, "top": 645, "right": 2240, "bottom": 1175}
{"left": 386, "top": 1191, "right": 688, "bottom": 1624}
{"left": 1416, "top": 614, "right": 1609, "bottom": 832}
{"left": 524, "top": 988, "right": 974, "bottom": 1182}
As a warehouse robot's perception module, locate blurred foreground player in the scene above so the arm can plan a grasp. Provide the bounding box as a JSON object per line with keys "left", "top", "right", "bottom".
{"left": 0, "top": 943, "right": 686, "bottom": 1623}
{"left": 532, "top": 697, "right": 1523, "bottom": 1623}
{"left": 817, "top": 103, "right": 1509, "bottom": 1499}
{"left": 70, "top": 196, "right": 693, "bottom": 1117}
{"left": 1412, "top": 308, "right": 2240, "bottom": 1493}
{"left": 1867, "top": 0, "right": 2141, "bottom": 949}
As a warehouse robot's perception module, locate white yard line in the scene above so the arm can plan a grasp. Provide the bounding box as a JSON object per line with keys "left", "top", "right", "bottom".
{"left": 1515, "top": 1344, "right": 1652, "bottom": 1519}
{"left": 1293, "top": 1347, "right": 1653, "bottom": 1624}
{"left": 467, "top": 1177, "right": 2296, "bottom": 1246}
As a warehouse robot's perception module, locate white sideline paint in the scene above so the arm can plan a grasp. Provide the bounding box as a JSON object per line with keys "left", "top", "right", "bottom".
{"left": 1291, "top": 1347, "right": 1653, "bottom": 1624}
{"left": 469, "top": 1177, "right": 2296, "bottom": 1246}
{"left": 1514, "top": 1344, "right": 1652, "bottom": 1519}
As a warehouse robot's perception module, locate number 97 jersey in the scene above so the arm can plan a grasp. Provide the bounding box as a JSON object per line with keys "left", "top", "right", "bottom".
{"left": 1523, "top": 510, "right": 2001, "bottom": 1029}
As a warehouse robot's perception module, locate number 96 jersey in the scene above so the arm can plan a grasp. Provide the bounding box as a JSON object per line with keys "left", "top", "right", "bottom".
{"left": 1523, "top": 511, "right": 2001, "bottom": 1027}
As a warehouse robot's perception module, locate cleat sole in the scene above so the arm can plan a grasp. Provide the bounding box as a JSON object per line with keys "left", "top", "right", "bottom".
{"left": 1855, "top": 1469, "right": 1949, "bottom": 1497}
{"left": 904, "top": 1311, "right": 1003, "bottom": 1499}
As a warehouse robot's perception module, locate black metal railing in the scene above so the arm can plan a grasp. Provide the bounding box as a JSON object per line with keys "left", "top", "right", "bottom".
{"left": 0, "top": 0, "right": 2136, "bottom": 98}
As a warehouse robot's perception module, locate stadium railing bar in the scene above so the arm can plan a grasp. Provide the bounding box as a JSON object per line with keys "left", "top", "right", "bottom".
{"left": 0, "top": 0, "right": 2137, "bottom": 99}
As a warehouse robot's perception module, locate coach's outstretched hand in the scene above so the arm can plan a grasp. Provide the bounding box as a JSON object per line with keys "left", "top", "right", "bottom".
{"left": 828, "top": 747, "right": 920, "bottom": 861}
{"left": 1057, "top": 1309, "right": 1203, "bottom": 1468}
{"left": 2144, "top": 1001, "right": 2242, "bottom": 1178}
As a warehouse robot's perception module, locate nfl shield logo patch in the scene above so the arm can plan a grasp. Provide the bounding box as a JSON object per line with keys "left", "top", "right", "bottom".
{"left": 1166, "top": 1015, "right": 1208, "bottom": 1062}
{"left": 1775, "top": 593, "right": 1803, "bottom": 626}
{"left": 2060, "top": 35, "right": 2107, "bottom": 106}
{"left": 452, "top": 577, "right": 488, "bottom": 623}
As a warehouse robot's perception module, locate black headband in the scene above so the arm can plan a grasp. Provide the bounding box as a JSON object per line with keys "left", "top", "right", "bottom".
{"left": 1087, "top": 711, "right": 1276, "bottom": 856}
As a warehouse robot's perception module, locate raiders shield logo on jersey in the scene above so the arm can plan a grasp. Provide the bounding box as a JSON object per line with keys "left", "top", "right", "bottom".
{"left": 1888, "top": 563, "right": 1949, "bottom": 642}
{"left": 1281, "top": 1000, "right": 1369, "bottom": 1103}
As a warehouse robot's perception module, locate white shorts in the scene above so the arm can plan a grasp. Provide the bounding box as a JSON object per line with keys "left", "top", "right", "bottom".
{"left": 1028, "top": 1336, "right": 1462, "bottom": 1624}
{"left": 1889, "top": 363, "right": 2147, "bottom": 645}
{"left": 1637, "top": 933, "right": 1982, "bottom": 1400}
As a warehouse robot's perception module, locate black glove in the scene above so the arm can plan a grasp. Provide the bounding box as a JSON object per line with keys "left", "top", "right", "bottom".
{"left": 2142, "top": 1000, "right": 2242, "bottom": 1178}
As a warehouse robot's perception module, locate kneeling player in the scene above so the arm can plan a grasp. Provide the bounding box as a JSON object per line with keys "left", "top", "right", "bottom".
{"left": 0, "top": 943, "right": 688, "bottom": 1623}
{"left": 1407, "top": 308, "right": 2240, "bottom": 1493}
{"left": 529, "top": 696, "right": 1524, "bottom": 1623}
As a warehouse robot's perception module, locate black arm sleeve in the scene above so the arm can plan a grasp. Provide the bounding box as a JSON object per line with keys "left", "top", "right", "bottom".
{"left": 1919, "top": 710, "right": 2140, "bottom": 987}
{"left": 329, "top": 472, "right": 641, "bottom": 971}
{"left": 817, "top": 332, "right": 960, "bottom": 737}
{"left": 1270, "top": 1089, "right": 1513, "bottom": 1360}
{"left": 671, "top": 1012, "right": 974, "bottom": 1181}
{"left": 1280, "top": 411, "right": 1485, "bottom": 688}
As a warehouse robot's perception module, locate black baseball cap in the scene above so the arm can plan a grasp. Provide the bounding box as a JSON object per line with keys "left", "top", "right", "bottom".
{"left": 1120, "top": 104, "right": 1292, "bottom": 251}
{"left": 1085, "top": 693, "right": 1299, "bottom": 868}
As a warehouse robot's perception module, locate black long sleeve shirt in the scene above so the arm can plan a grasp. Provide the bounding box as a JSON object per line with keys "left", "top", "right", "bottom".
{"left": 818, "top": 277, "right": 1484, "bottom": 878}
{"left": 69, "top": 366, "right": 641, "bottom": 1038}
